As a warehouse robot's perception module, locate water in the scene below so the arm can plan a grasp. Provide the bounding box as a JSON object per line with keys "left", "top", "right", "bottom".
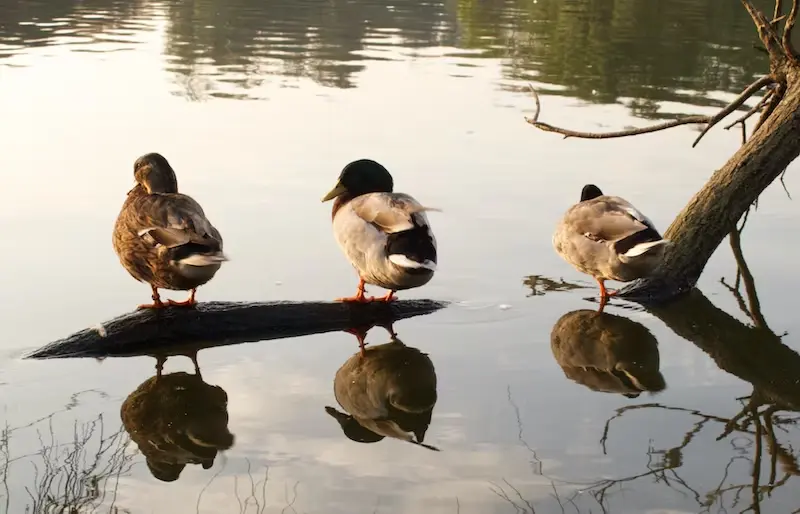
{"left": 1, "top": 0, "right": 799, "bottom": 512}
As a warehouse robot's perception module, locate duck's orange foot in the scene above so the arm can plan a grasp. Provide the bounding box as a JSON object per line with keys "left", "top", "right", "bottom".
{"left": 166, "top": 289, "right": 197, "bottom": 307}
{"left": 375, "top": 290, "right": 398, "bottom": 303}
{"left": 344, "top": 327, "right": 369, "bottom": 356}
{"left": 166, "top": 298, "right": 197, "bottom": 307}
{"left": 137, "top": 300, "right": 167, "bottom": 309}
{"left": 335, "top": 294, "right": 375, "bottom": 303}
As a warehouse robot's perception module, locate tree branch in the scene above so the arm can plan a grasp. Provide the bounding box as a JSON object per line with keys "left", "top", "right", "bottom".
{"left": 524, "top": 77, "right": 772, "bottom": 145}
{"left": 691, "top": 75, "right": 774, "bottom": 147}
{"left": 782, "top": 0, "right": 799, "bottom": 62}
{"left": 742, "top": 0, "right": 786, "bottom": 61}
{"left": 775, "top": 0, "right": 784, "bottom": 22}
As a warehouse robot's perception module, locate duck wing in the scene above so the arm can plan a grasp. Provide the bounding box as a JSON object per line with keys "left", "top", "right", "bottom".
{"left": 128, "top": 193, "right": 225, "bottom": 263}
{"left": 349, "top": 193, "right": 439, "bottom": 270}
{"left": 349, "top": 193, "right": 439, "bottom": 234}
{"left": 569, "top": 196, "right": 661, "bottom": 246}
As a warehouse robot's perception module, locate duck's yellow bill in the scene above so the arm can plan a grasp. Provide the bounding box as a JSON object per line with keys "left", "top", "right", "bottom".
{"left": 321, "top": 182, "right": 347, "bottom": 202}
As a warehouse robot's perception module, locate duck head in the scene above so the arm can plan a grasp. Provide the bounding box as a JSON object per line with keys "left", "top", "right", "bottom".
{"left": 134, "top": 152, "right": 179, "bottom": 194}
{"left": 580, "top": 184, "right": 603, "bottom": 202}
{"left": 322, "top": 159, "right": 394, "bottom": 202}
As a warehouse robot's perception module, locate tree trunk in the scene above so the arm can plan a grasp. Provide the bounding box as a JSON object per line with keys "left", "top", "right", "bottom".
{"left": 527, "top": 1, "right": 800, "bottom": 304}
{"left": 621, "top": 66, "right": 800, "bottom": 302}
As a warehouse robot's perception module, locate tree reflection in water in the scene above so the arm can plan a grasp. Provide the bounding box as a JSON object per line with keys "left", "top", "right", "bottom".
{"left": 511, "top": 220, "right": 800, "bottom": 513}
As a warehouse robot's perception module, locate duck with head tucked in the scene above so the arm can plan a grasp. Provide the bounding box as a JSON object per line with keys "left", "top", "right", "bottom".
{"left": 553, "top": 184, "right": 669, "bottom": 300}
{"left": 322, "top": 159, "right": 439, "bottom": 303}
{"left": 113, "top": 153, "right": 227, "bottom": 308}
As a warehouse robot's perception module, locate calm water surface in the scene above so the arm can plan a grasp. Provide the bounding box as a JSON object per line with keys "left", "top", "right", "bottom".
{"left": 1, "top": 0, "right": 799, "bottom": 512}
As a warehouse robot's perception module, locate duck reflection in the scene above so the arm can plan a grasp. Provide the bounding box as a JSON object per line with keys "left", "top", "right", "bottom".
{"left": 325, "top": 330, "right": 439, "bottom": 451}
{"left": 120, "top": 370, "right": 235, "bottom": 482}
{"left": 550, "top": 309, "right": 666, "bottom": 398}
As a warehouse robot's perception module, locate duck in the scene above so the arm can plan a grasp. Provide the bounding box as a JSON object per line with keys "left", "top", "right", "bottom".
{"left": 550, "top": 309, "right": 666, "bottom": 398}
{"left": 552, "top": 184, "right": 669, "bottom": 300}
{"left": 321, "top": 159, "right": 438, "bottom": 303}
{"left": 113, "top": 153, "right": 227, "bottom": 308}
{"left": 120, "top": 371, "right": 235, "bottom": 482}
{"left": 325, "top": 337, "right": 439, "bottom": 451}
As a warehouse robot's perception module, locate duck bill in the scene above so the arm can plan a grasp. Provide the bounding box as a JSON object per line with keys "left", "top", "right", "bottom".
{"left": 321, "top": 182, "right": 347, "bottom": 202}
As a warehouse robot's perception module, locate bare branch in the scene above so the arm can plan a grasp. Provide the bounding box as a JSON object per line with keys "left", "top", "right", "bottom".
{"left": 525, "top": 77, "right": 772, "bottom": 145}
{"left": 742, "top": 0, "right": 786, "bottom": 59}
{"left": 692, "top": 75, "right": 774, "bottom": 147}
{"left": 754, "top": 83, "right": 786, "bottom": 134}
{"left": 780, "top": 169, "right": 792, "bottom": 199}
{"left": 724, "top": 90, "right": 772, "bottom": 130}
{"left": 774, "top": 0, "right": 785, "bottom": 22}
{"left": 782, "top": 0, "right": 799, "bottom": 61}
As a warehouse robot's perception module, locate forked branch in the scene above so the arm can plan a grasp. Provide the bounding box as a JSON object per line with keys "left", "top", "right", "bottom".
{"left": 525, "top": 76, "right": 773, "bottom": 146}
{"left": 782, "top": 0, "right": 800, "bottom": 62}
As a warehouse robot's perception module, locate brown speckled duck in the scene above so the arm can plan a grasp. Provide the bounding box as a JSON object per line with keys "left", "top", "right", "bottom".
{"left": 550, "top": 309, "right": 666, "bottom": 398}
{"left": 120, "top": 371, "right": 235, "bottom": 482}
{"left": 113, "top": 153, "right": 227, "bottom": 308}
{"left": 553, "top": 184, "right": 669, "bottom": 300}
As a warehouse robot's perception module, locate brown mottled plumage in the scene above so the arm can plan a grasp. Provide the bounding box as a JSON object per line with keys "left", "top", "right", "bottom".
{"left": 120, "top": 372, "right": 235, "bottom": 482}
{"left": 112, "top": 153, "right": 226, "bottom": 308}
{"left": 553, "top": 184, "right": 669, "bottom": 300}
{"left": 550, "top": 309, "right": 666, "bottom": 398}
{"left": 325, "top": 337, "right": 439, "bottom": 451}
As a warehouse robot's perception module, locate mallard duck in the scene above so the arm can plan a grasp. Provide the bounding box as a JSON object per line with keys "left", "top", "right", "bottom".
{"left": 550, "top": 309, "right": 666, "bottom": 398}
{"left": 112, "top": 153, "right": 227, "bottom": 308}
{"left": 321, "top": 159, "right": 438, "bottom": 303}
{"left": 553, "top": 184, "right": 669, "bottom": 299}
{"left": 120, "top": 371, "right": 234, "bottom": 482}
{"left": 325, "top": 337, "right": 439, "bottom": 451}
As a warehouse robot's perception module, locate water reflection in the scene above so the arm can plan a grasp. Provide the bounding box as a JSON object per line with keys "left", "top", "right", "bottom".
{"left": 120, "top": 371, "right": 235, "bottom": 482}
{"left": 550, "top": 309, "right": 666, "bottom": 398}
{"left": 0, "top": 411, "right": 132, "bottom": 512}
{"left": 0, "top": 0, "right": 777, "bottom": 112}
{"left": 326, "top": 330, "right": 439, "bottom": 451}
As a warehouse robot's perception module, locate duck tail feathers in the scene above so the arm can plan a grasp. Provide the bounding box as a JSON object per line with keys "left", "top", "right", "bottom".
{"left": 178, "top": 251, "right": 228, "bottom": 267}
{"left": 388, "top": 254, "right": 437, "bottom": 271}
{"left": 622, "top": 239, "right": 670, "bottom": 258}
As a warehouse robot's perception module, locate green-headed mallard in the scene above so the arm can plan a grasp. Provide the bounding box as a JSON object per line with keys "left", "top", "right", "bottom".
{"left": 321, "top": 159, "right": 438, "bottom": 303}
{"left": 113, "top": 153, "right": 227, "bottom": 308}
{"left": 553, "top": 184, "right": 669, "bottom": 299}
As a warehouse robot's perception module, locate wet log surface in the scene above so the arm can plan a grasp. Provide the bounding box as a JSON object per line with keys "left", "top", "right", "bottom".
{"left": 25, "top": 299, "right": 448, "bottom": 360}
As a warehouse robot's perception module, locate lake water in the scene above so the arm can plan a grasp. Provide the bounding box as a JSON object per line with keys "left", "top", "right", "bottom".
{"left": 1, "top": 0, "right": 799, "bottom": 512}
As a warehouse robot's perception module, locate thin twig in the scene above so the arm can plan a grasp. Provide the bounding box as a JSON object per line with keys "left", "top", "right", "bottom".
{"left": 724, "top": 89, "right": 772, "bottom": 130}
{"left": 782, "top": 0, "right": 799, "bottom": 62}
{"left": 754, "top": 83, "right": 785, "bottom": 134}
{"left": 692, "top": 76, "right": 774, "bottom": 147}
{"left": 742, "top": 0, "right": 785, "bottom": 58}
{"left": 525, "top": 77, "right": 772, "bottom": 145}
{"left": 775, "top": 0, "right": 784, "bottom": 21}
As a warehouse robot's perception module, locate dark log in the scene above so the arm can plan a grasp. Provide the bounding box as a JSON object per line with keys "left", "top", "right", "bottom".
{"left": 24, "top": 300, "right": 447, "bottom": 360}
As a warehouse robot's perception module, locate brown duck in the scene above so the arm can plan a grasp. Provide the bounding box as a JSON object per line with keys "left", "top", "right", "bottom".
{"left": 120, "top": 371, "right": 235, "bottom": 482}
{"left": 113, "top": 153, "right": 227, "bottom": 308}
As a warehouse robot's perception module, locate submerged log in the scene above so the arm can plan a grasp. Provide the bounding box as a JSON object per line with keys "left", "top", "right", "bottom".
{"left": 25, "top": 300, "right": 447, "bottom": 360}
